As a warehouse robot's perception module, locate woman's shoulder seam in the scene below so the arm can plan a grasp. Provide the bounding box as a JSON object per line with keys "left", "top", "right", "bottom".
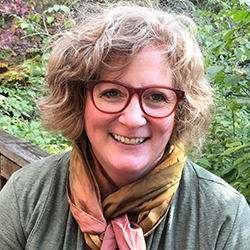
{"left": 185, "top": 159, "right": 240, "bottom": 197}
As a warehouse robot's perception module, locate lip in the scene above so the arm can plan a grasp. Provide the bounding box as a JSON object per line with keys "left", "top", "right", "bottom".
{"left": 111, "top": 133, "right": 148, "bottom": 145}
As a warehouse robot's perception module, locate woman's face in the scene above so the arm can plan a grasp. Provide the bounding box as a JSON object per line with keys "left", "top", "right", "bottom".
{"left": 85, "top": 45, "right": 175, "bottom": 188}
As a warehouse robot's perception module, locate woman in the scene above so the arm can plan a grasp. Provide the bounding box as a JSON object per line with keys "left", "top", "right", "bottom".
{"left": 0, "top": 3, "right": 249, "bottom": 250}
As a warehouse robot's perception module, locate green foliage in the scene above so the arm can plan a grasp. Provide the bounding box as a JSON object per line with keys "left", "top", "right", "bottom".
{"left": 194, "top": 0, "right": 250, "bottom": 203}
{"left": 0, "top": 1, "right": 73, "bottom": 154}
{"left": 0, "top": 0, "right": 73, "bottom": 68}
{"left": 0, "top": 83, "right": 71, "bottom": 153}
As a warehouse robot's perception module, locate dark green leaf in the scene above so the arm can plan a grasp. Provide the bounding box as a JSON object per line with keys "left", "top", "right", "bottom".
{"left": 232, "top": 10, "right": 249, "bottom": 22}
{"left": 238, "top": 162, "right": 249, "bottom": 176}
{"left": 223, "top": 30, "right": 234, "bottom": 42}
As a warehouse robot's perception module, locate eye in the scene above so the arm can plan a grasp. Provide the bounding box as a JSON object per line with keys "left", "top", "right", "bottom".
{"left": 100, "top": 89, "right": 123, "bottom": 98}
{"left": 150, "top": 93, "right": 167, "bottom": 102}
{"left": 144, "top": 91, "right": 168, "bottom": 103}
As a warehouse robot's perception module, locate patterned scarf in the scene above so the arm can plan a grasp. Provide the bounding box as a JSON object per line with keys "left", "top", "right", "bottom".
{"left": 67, "top": 136, "right": 186, "bottom": 250}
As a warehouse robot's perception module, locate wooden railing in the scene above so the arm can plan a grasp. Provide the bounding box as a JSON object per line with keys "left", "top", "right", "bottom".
{"left": 0, "top": 130, "right": 50, "bottom": 190}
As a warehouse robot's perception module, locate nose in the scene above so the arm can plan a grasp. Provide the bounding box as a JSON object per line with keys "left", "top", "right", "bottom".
{"left": 118, "top": 94, "right": 147, "bottom": 128}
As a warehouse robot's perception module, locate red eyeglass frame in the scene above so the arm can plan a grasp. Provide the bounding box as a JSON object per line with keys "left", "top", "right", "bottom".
{"left": 86, "top": 80, "right": 185, "bottom": 118}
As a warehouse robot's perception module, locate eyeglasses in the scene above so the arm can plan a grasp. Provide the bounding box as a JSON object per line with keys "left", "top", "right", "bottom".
{"left": 87, "top": 80, "right": 185, "bottom": 118}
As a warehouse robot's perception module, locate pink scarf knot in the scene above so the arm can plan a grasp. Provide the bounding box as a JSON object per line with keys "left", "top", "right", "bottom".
{"left": 101, "top": 213, "right": 146, "bottom": 250}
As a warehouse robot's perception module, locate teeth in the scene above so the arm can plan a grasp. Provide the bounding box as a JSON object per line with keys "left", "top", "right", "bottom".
{"left": 113, "top": 134, "right": 146, "bottom": 145}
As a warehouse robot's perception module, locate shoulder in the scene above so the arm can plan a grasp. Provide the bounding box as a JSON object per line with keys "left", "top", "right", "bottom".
{"left": 179, "top": 159, "right": 250, "bottom": 226}
{"left": 182, "top": 160, "right": 250, "bottom": 247}
{"left": 9, "top": 151, "right": 71, "bottom": 189}
{"left": 7, "top": 151, "right": 71, "bottom": 208}
{"left": 149, "top": 160, "right": 250, "bottom": 249}
{"left": 182, "top": 159, "right": 249, "bottom": 216}
{"left": 183, "top": 159, "right": 241, "bottom": 200}
{"left": 1, "top": 151, "right": 71, "bottom": 222}
{"left": 13, "top": 150, "right": 71, "bottom": 178}
{"left": 0, "top": 151, "right": 72, "bottom": 248}
{"left": 183, "top": 159, "right": 250, "bottom": 229}
{"left": 161, "top": 159, "right": 250, "bottom": 249}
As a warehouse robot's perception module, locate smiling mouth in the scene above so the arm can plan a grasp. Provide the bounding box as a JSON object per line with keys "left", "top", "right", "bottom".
{"left": 112, "top": 133, "right": 147, "bottom": 145}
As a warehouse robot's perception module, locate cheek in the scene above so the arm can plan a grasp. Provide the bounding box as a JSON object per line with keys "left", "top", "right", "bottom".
{"left": 157, "top": 115, "right": 175, "bottom": 141}
{"left": 84, "top": 95, "right": 99, "bottom": 134}
{"left": 84, "top": 95, "right": 113, "bottom": 137}
{"left": 162, "top": 114, "right": 175, "bottom": 132}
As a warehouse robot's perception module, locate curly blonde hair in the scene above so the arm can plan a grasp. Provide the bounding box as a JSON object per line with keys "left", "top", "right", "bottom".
{"left": 38, "top": 3, "right": 214, "bottom": 151}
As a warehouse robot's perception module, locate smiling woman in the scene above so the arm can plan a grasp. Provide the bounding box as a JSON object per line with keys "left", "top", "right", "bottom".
{"left": 0, "top": 2, "right": 250, "bottom": 250}
{"left": 84, "top": 45, "right": 176, "bottom": 188}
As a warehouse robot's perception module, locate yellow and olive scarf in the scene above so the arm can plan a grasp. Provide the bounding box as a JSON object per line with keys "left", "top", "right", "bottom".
{"left": 67, "top": 136, "right": 186, "bottom": 250}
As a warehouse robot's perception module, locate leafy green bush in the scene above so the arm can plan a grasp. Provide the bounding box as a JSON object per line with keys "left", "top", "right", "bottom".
{"left": 0, "top": 1, "right": 72, "bottom": 154}
{"left": 195, "top": 0, "right": 250, "bottom": 203}
{"left": 0, "top": 83, "right": 72, "bottom": 153}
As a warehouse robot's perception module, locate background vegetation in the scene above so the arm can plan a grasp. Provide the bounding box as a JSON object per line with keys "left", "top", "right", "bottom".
{"left": 0, "top": 0, "right": 249, "bottom": 203}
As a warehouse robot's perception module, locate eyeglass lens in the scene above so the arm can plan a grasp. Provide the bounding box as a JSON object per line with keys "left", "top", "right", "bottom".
{"left": 92, "top": 82, "right": 180, "bottom": 118}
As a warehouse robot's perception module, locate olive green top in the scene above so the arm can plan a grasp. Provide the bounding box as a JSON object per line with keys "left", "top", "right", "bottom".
{"left": 0, "top": 151, "right": 249, "bottom": 249}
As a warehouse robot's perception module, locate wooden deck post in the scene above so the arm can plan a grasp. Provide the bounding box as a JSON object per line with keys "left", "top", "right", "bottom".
{"left": 0, "top": 130, "right": 50, "bottom": 190}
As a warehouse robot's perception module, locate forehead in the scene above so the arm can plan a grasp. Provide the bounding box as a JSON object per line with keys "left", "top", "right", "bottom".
{"left": 100, "top": 45, "right": 173, "bottom": 88}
